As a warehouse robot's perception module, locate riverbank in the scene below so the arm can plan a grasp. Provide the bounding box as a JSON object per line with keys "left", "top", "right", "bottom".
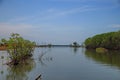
{"left": 0, "top": 46, "right": 6, "bottom": 50}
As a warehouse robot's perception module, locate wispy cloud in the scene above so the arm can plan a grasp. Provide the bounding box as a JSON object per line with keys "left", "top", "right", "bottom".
{"left": 8, "top": 6, "right": 96, "bottom": 22}
{"left": 9, "top": 8, "right": 56, "bottom": 22}
{"left": 49, "top": 0, "right": 120, "bottom": 8}
{"left": 56, "top": 6, "right": 94, "bottom": 15}
{"left": 0, "top": 22, "right": 33, "bottom": 37}
{"left": 111, "top": 24, "right": 120, "bottom": 28}
{"left": 39, "top": 6, "right": 96, "bottom": 20}
{"left": 48, "top": 0, "right": 116, "bottom": 2}
{"left": 7, "top": 2, "right": 119, "bottom": 23}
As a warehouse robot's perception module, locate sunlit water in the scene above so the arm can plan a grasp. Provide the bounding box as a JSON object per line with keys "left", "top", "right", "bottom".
{"left": 0, "top": 47, "right": 120, "bottom": 80}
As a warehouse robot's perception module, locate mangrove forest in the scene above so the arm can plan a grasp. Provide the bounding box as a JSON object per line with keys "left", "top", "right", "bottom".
{"left": 84, "top": 31, "right": 120, "bottom": 50}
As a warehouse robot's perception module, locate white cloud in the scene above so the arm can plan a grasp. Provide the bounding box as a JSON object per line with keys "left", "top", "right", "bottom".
{"left": 8, "top": 8, "right": 56, "bottom": 22}
{"left": 56, "top": 6, "right": 94, "bottom": 16}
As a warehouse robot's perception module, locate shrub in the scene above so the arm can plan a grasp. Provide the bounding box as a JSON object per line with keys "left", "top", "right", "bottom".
{"left": 1, "top": 33, "right": 36, "bottom": 65}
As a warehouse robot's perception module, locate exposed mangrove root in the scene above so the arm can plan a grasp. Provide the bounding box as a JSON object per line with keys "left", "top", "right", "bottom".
{"left": 6, "top": 54, "right": 33, "bottom": 66}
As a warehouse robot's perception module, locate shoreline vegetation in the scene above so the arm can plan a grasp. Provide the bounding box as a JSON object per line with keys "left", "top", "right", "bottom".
{"left": 0, "top": 42, "right": 82, "bottom": 50}
{"left": 0, "top": 34, "right": 81, "bottom": 65}
{"left": 0, "top": 44, "right": 81, "bottom": 50}
{"left": 0, "top": 45, "right": 6, "bottom": 50}
{"left": 0, "top": 30, "right": 120, "bottom": 65}
{"left": 0, "top": 33, "right": 36, "bottom": 65}
{"left": 84, "top": 30, "right": 120, "bottom": 51}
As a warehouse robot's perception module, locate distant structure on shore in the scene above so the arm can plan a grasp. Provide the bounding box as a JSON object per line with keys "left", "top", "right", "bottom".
{"left": 36, "top": 42, "right": 82, "bottom": 48}
{"left": 35, "top": 44, "right": 81, "bottom": 47}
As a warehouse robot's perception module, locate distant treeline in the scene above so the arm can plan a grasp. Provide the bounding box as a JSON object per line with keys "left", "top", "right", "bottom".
{"left": 84, "top": 31, "right": 120, "bottom": 50}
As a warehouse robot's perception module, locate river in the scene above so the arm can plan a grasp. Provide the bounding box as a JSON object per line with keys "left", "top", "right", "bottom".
{"left": 0, "top": 47, "right": 120, "bottom": 80}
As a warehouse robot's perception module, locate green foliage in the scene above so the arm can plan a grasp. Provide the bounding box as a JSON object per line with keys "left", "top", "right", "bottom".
{"left": 84, "top": 31, "right": 120, "bottom": 50}
{"left": 1, "top": 33, "right": 36, "bottom": 65}
{"left": 96, "top": 47, "right": 108, "bottom": 53}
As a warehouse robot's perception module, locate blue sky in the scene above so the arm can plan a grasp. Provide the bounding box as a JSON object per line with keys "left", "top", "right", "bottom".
{"left": 0, "top": 0, "right": 120, "bottom": 44}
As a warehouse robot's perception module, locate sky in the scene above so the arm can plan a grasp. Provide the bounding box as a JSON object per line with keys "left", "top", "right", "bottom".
{"left": 0, "top": 0, "right": 120, "bottom": 44}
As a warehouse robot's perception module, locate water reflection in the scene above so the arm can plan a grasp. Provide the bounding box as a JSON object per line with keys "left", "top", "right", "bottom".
{"left": 1, "top": 48, "right": 120, "bottom": 80}
{"left": 0, "top": 51, "right": 8, "bottom": 80}
{"left": 73, "top": 47, "right": 78, "bottom": 53}
{"left": 0, "top": 53, "right": 4, "bottom": 80}
{"left": 85, "top": 50, "right": 120, "bottom": 69}
{"left": 38, "top": 48, "right": 53, "bottom": 66}
{"left": 6, "top": 58, "right": 35, "bottom": 80}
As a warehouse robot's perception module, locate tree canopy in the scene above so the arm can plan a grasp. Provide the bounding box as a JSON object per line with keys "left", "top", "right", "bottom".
{"left": 84, "top": 31, "right": 120, "bottom": 50}
{"left": 1, "top": 33, "right": 36, "bottom": 65}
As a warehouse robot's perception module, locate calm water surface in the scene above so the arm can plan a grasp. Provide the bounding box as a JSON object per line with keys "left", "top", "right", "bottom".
{"left": 0, "top": 47, "right": 120, "bottom": 80}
